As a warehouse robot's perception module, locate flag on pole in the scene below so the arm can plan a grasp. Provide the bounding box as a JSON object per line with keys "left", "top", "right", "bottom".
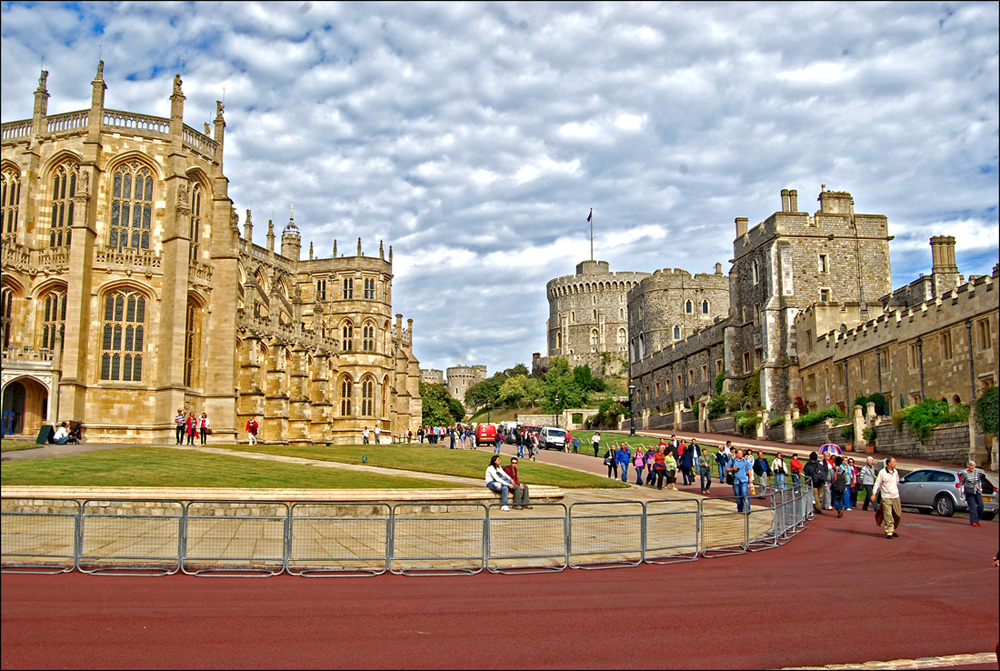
{"left": 587, "top": 208, "right": 592, "bottom": 222}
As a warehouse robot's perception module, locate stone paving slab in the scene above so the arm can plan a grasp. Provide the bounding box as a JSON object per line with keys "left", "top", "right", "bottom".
{"left": 784, "top": 652, "right": 998, "bottom": 670}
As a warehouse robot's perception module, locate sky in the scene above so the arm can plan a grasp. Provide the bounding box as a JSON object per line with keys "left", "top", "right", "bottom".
{"left": 2, "top": 1, "right": 997, "bottom": 376}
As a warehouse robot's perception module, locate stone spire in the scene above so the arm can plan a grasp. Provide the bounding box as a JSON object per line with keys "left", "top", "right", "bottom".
{"left": 281, "top": 203, "right": 301, "bottom": 261}
{"left": 357, "top": 237, "right": 362, "bottom": 256}
{"left": 379, "top": 240, "right": 384, "bottom": 260}
{"left": 266, "top": 219, "right": 275, "bottom": 252}
{"left": 33, "top": 68, "right": 50, "bottom": 121}
{"left": 333, "top": 239, "right": 338, "bottom": 257}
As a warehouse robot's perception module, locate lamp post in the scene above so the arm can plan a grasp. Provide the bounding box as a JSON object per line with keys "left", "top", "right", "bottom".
{"left": 628, "top": 383, "right": 636, "bottom": 437}
{"left": 554, "top": 396, "right": 559, "bottom": 428}
{"left": 487, "top": 401, "right": 491, "bottom": 424}
{"left": 916, "top": 337, "right": 925, "bottom": 401}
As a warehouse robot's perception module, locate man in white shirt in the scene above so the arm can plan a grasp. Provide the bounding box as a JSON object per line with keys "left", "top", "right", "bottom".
{"left": 870, "top": 456, "right": 901, "bottom": 539}
{"left": 51, "top": 422, "right": 70, "bottom": 444}
{"left": 374, "top": 426, "right": 381, "bottom": 445}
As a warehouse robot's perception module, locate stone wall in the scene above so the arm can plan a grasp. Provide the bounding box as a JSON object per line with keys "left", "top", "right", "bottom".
{"left": 870, "top": 420, "right": 971, "bottom": 464}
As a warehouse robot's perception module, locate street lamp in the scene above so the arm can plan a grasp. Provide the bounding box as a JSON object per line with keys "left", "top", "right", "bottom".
{"left": 628, "top": 383, "right": 636, "bottom": 437}
{"left": 554, "top": 396, "right": 559, "bottom": 428}
{"left": 487, "top": 401, "right": 491, "bottom": 424}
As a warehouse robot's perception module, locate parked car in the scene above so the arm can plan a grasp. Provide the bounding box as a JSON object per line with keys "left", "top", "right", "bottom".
{"left": 897, "top": 467, "right": 998, "bottom": 519}
{"left": 539, "top": 427, "right": 567, "bottom": 451}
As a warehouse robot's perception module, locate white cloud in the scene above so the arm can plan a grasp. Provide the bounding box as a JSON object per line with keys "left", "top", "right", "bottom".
{"left": 1, "top": 1, "right": 996, "bottom": 376}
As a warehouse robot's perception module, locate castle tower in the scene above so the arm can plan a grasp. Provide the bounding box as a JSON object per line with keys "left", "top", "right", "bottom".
{"left": 280, "top": 204, "right": 301, "bottom": 261}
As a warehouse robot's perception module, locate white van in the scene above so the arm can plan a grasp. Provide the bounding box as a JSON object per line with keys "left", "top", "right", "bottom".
{"left": 539, "top": 427, "right": 567, "bottom": 450}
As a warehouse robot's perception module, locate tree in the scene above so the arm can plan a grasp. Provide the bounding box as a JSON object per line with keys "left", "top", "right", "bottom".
{"left": 420, "top": 382, "right": 462, "bottom": 426}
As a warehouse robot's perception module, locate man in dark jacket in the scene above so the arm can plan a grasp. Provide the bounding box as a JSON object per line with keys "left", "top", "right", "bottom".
{"left": 802, "top": 452, "right": 826, "bottom": 514}
{"left": 502, "top": 457, "right": 532, "bottom": 510}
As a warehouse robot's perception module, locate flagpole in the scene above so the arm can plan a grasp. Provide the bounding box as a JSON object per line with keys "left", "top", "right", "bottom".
{"left": 589, "top": 208, "right": 593, "bottom": 261}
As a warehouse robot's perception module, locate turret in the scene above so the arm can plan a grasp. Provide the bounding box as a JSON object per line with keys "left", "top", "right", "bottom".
{"left": 281, "top": 204, "right": 301, "bottom": 261}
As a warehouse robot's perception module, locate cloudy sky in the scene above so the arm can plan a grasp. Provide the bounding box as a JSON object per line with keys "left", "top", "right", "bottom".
{"left": 2, "top": 1, "right": 997, "bottom": 375}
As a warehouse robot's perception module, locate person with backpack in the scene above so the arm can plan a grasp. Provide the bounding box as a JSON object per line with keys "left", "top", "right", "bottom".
{"left": 604, "top": 443, "right": 618, "bottom": 479}
{"left": 772, "top": 453, "right": 786, "bottom": 490}
{"left": 802, "top": 452, "right": 826, "bottom": 514}
{"left": 831, "top": 455, "right": 850, "bottom": 517}
{"left": 679, "top": 442, "right": 695, "bottom": 486}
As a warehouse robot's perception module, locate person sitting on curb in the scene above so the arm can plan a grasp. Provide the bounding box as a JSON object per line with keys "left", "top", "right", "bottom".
{"left": 502, "top": 457, "right": 533, "bottom": 510}
{"left": 486, "top": 455, "right": 515, "bottom": 512}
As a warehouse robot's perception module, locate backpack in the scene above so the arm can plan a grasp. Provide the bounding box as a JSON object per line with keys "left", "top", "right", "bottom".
{"left": 832, "top": 468, "right": 847, "bottom": 495}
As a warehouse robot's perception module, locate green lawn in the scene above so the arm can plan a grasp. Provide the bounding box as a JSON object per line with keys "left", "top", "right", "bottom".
{"left": 211, "top": 444, "right": 626, "bottom": 489}
{"left": 1, "top": 440, "right": 41, "bottom": 453}
{"left": 0, "top": 447, "right": 459, "bottom": 489}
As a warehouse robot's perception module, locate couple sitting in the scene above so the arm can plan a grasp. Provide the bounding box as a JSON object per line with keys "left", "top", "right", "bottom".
{"left": 485, "top": 455, "right": 532, "bottom": 511}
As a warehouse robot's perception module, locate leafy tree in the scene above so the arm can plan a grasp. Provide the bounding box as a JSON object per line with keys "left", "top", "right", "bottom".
{"left": 539, "top": 357, "right": 586, "bottom": 411}
{"left": 498, "top": 374, "right": 541, "bottom": 408}
{"left": 573, "top": 365, "right": 606, "bottom": 393}
{"left": 975, "top": 386, "right": 999, "bottom": 437}
{"left": 503, "top": 363, "right": 529, "bottom": 378}
{"left": 464, "top": 376, "right": 502, "bottom": 409}
{"left": 420, "top": 382, "right": 458, "bottom": 426}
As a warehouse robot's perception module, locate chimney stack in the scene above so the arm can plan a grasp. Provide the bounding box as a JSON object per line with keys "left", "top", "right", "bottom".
{"left": 780, "top": 189, "right": 790, "bottom": 212}
{"left": 789, "top": 189, "right": 798, "bottom": 212}
{"left": 735, "top": 217, "right": 748, "bottom": 238}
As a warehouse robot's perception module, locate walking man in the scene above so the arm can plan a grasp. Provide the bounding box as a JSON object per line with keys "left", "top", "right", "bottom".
{"left": 871, "top": 456, "right": 902, "bottom": 539}
{"left": 246, "top": 416, "right": 259, "bottom": 445}
{"left": 803, "top": 452, "right": 826, "bottom": 514}
{"left": 960, "top": 461, "right": 985, "bottom": 526}
{"left": 726, "top": 448, "right": 754, "bottom": 513}
{"left": 592, "top": 432, "right": 601, "bottom": 457}
{"left": 860, "top": 456, "right": 877, "bottom": 510}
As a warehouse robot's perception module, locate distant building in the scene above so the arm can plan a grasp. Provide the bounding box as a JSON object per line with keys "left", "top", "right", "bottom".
{"left": 420, "top": 368, "right": 445, "bottom": 386}
{"left": 537, "top": 259, "right": 650, "bottom": 376}
{"left": 446, "top": 365, "right": 487, "bottom": 405}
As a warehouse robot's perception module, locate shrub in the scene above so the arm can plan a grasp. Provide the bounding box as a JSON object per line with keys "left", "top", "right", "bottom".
{"left": 735, "top": 409, "right": 763, "bottom": 437}
{"left": 769, "top": 416, "right": 784, "bottom": 428}
{"left": 975, "top": 386, "right": 999, "bottom": 437}
{"left": 793, "top": 407, "right": 847, "bottom": 430}
{"left": 854, "top": 393, "right": 890, "bottom": 416}
{"left": 893, "top": 399, "right": 971, "bottom": 442}
{"left": 840, "top": 425, "right": 854, "bottom": 440}
{"left": 863, "top": 427, "right": 877, "bottom": 444}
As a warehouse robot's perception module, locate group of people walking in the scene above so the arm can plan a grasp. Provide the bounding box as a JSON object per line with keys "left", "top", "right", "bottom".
{"left": 174, "top": 409, "right": 211, "bottom": 445}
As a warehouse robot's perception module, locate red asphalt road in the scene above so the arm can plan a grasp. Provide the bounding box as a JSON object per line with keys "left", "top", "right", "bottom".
{"left": 3, "top": 506, "right": 998, "bottom": 670}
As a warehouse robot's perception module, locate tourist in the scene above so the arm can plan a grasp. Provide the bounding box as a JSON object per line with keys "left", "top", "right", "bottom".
{"left": 679, "top": 441, "right": 694, "bottom": 486}
{"left": 831, "top": 455, "right": 850, "bottom": 517}
{"left": 802, "top": 452, "right": 825, "bottom": 514}
{"left": 485, "top": 455, "right": 515, "bottom": 512}
{"left": 246, "top": 416, "right": 259, "bottom": 445}
{"left": 199, "top": 412, "right": 210, "bottom": 445}
{"left": 502, "top": 457, "right": 533, "bottom": 510}
{"left": 848, "top": 457, "right": 860, "bottom": 509}
{"left": 789, "top": 453, "right": 803, "bottom": 488}
{"left": 616, "top": 442, "right": 632, "bottom": 483}
{"left": 859, "top": 456, "right": 877, "bottom": 510}
{"left": 605, "top": 443, "right": 618, "bottom": 479}
{"left": 715, "top": 445, "right": 730, "bottom": 484}
{"left": 665, "top": 449, "right": 678, "bottom": 491}
{"left": 592, "top": 432, "right": 601, "bottom": 457}
{"left": 653, "top": 446, "right": 667, "bottom": 489}
{"left": 645, "top": 447, "right": 656, "bottom": 486}
{"left": 753, "top": 450, "right": 770, "bottom": 495}
{"left": 960, "top": 461, "right": 985, "bottom": 526}
{"left": 822, "top": 453, "right": 836, "bottom": 509}
{"left": 374, "top": 425, "right": 381, "bottom": 445}
{"left": 175, "top": 408, "right": 186, "bottom": 445}
{"left": 417, "top": 426, "right": 424, "bottom": 443}
{"left": 363, "top": 426, "right": 370, "bottom": 444}
{"left": 726, "top": 448, "right": 754, "bottom": 513}
{"left": 772, "top": 453, "right": 786, "bottom": 490}
{"left": 186, "top": 412, "right": 198, "bottom": 445}
{"left": 633, "top": 445, "right": 645, "bottom": 485}
{"left": 51, "top": 421, "right": 70, "bottom": 445}
{"left": 698, "top": 449, "right": 712, "bottom": 494}
{"left": 870, "top": 456, "right": 902, "bottom": 539}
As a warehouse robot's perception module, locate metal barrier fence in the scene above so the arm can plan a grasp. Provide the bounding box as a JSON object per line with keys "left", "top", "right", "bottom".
{"left": 1, "top": 486, "right": 814, "bottom": 577}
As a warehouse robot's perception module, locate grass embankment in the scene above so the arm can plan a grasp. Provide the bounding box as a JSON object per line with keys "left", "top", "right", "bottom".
{"left": 1, "top": 440, "right": 40, "bottom": 453}
{"left": 0, "top": 447, "right": 457, "bottom": 489}
{"left": 213, "top": 444, "right": 625, "bottom": 489}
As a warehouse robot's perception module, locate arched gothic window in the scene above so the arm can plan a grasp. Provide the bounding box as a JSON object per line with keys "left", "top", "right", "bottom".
{"left": 685, "top": 299, "right": 693, "bottom": 314}
{"left": 751, "top": 260, "right": 760, "bottom": 284}
{"left": 109, "top": 162, "right": 154, "bottom": 251}
{"left": 341, "top": 320, "right": 354, "bottom": 351}
{"left": 702, "top": 300, "right": 709, "bottom": 314}
{"left": 362, "top": 322, "right": 375, "bottom": 352}
{"left": 40, "top": 290, "right": 66, "bottom": 351}
{"left": 673, "top": 325, "right": 681, "bottom": 339}
{"left": 1, "top": 168, "right": 20, "bottom": 238}
{"left": 591, "top": 329, "right": 599, "bottom": 346}
{"left": 340, "top": 376, "right": 353, "bottom": 416}
{"left": 100, "top": 290, "right": 147, "bottom": 381}
{"left": 1, "top": 286, "right": 14, "bottom": 349}
{"left": 50, "top": 162, "right": 79, "bottom": 247}
{"left": 184, "top": 300, "right": 201, "bottom": 387}
{"left": 361, "top": 376, "right": 375, "bottom": 416}
{"left": 555, "top": 332, "right": 562, "bottom": 349}
{"left": 189, "top": 183, "right": 202, "bottom": 262}
{"left": 617, "top": 328, "right": 626, "bottom": 346}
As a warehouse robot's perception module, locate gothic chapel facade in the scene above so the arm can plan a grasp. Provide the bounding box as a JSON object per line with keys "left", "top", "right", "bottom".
{"left": 0, "top": 64, "right": 422, "bottom": 443}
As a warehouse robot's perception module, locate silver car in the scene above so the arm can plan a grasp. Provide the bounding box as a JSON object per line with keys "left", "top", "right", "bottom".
{"left": 897, "top": 467, "right": 998, "bottom": 519}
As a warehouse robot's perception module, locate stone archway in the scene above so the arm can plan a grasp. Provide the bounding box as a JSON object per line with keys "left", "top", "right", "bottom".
{"left": 1, "top": 377, "right": 48, "bottom": 437}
